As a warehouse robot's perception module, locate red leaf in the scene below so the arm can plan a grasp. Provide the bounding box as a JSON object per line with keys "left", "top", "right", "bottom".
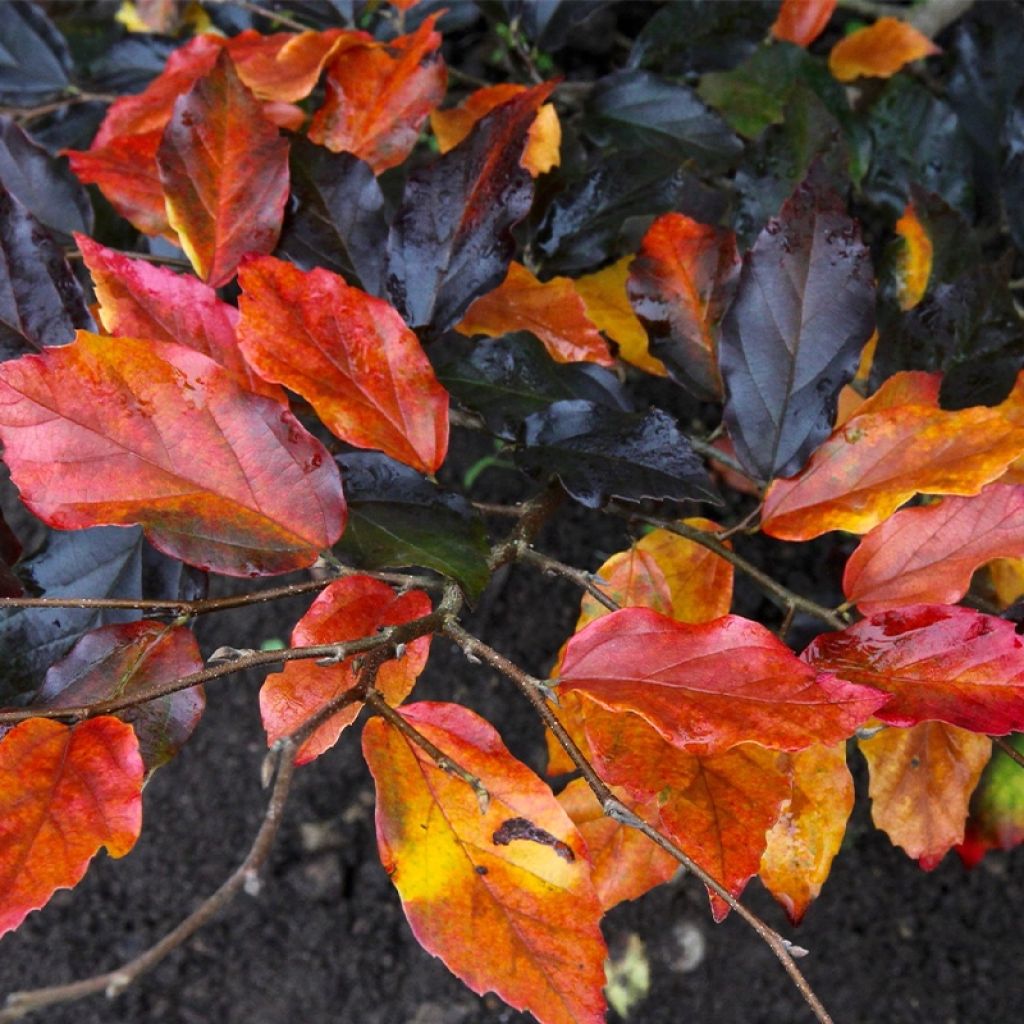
{"left": 843, "top": 484, "right": 1024, "bottom": 614}
{"left": 237, "top": 255, "right": 449, "bottom": 474}
{"left": 803, "top": 605, "right": 1024, "bottom": 734}
{"left": 627, "top": 212, "right": 739, "bottom": 398}
{"left": 456, "top": 261, "right": 613, "bottom": 366}
{"left": 0, "top": 332, "right": 345, "bottom": 576}
{"left": 363, "top": 701, "right": 607, "bottom": 1024}
{"left": 260, "top": 576, "right": 432, "bottom": 764}
{"left": 76, "top": 234, "right": 284, "bottom": 403}
{"left": 771, "top": 0, "right": 837, "bottom": 47}
{"left": 157, "top": 51, "right": 290, "bottom": 286}
{"left": 308, "top": 16, "right": 446, "bottom": 173}
{"left": 558, "top": 607, "right": 887, "bottom": 755}
{"left": 38, "top": 620, "right": 204, "bottom": 773}
{"left": 860, "top": 722, "right": 990, "bottom": 868}
{"left": 0, "top": 717, "right": 143, "bottom": 937}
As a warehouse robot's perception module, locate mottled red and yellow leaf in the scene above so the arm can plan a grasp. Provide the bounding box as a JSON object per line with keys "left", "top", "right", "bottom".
{"left": 363, "top": 701, "right": 607, "bottom": 1024}
{"left": 457, "top": 261, "right": 613, "bottom": 366}
{"left": 0, "top": 717, "right": 142, "bottom": 937}
{"left": 957, "top": 735, "right": 1024, "bottom": 867}
{"left": 260, "top": 576, "right": 431, "bottom": 764}
{"left": 0, "top": 332, "right": 344, "bottom": 576}
{"left": 238, "top": 255, "right": 449, "bottom": 474}
{"left": 860, "top": 722, "right": 990, "bottom": 868}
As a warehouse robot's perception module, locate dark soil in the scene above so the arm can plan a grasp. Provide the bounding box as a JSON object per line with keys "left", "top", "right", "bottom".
{"left": 1, "top": 459, "right": 1022, "bottom": 1024}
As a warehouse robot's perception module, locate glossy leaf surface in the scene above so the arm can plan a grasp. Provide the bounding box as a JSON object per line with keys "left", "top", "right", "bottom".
{"left": 719, "top": 171, "right": 875, "bottom": 482}
{"left": 0, "top": 333, "right": 344, "bottom": 577}
{"left": 457, "top": 262, "right": 613, "bottom": 367}
{"left": 38, "top": 621, "right": 205, "bottom": 773}
{"left": 238, "top": 255, "right": 448, "bottom": 474}
{"left": 759, "top": 742, "right": 853, "bottom": 924}
{"left": 804, "top": 605, "right": 1024, "bottom": 734}
{"left": 386, "top": 80, "right": 555, "bottom": 333}
{"left": 517, "top": 400, "right": 719, "bottom": 510}
{"left": 336, "top": 453, "right": 489, "bottom": 600}
{"left": 0, "top": 717, "right": 142, "bottom": 937}
{"left": 77, "top": 235, "right": 283, "bottom": 402}
{"left": 829, "top": 17, "right": 940, "bottom": 82}
{"left": 363, "top": 701, "right": 607, "bottom": 1024}
{"left": 559, "top": 608, "right": 887, "bottom": 755}
{"left": 627, "top": 212, "right": 739, "bottom": 398}
{"left": 308, "top": 16, "right": 446, "bottom": 173}
{"left": 844, "top": 485, "right": 1024, "bottom": 614}
{"left": 762, "top": 372, "right": 1024, "bottom": 540}
{"left": 860, "top": 722, "right": 990, "bottom": 868}
{"left": 261, "top": 576, "right": 431, "bottom": 764}
{"left": 157, "top": 52, "right": 290, "bottom": 286}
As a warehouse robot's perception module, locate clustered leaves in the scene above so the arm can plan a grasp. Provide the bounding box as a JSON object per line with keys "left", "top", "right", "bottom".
{"left": 0, "top": 1, "right": 1022, "bottom": 1022}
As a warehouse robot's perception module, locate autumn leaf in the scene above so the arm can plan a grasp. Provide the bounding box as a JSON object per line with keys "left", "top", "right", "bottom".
{"left": 771, "top": 0, "right": 837, "bottom": 47}
{"left": 386, "top": 80, "right": 556, "bottom": 333}
{"left": 431, "top": 83, "right": 561, "bottom": 177}
{"left": 860, "top": 722, "right": 990, "bottom": 868}
{"left": 829, "top": 17, "right": 940, "bottom": 83}
{"left": 0, "top": 332, "right": 345, "bottom": 577}
{"left": 0, "top": 716, "right": 143, "bottom": 937}
{"left": 573, "top": 698, "right": 792, "bottom": 920}
{"left": 574, "top": 256, "right": 666, "bottom": 376}
{"left": 989, "top": 558, "right": 1024, "bottom": 609}
{"left": 762, "top": 372, "right": 1024, "bottom": 540}
{"left": 843, "top": 484, "right": 1024, "bottom": 613}
{"left": 558, "top": 607, "right": 887, "bottom": 755}
{"left": 958, "top": 735, "right": 1024, "bottom": 867}
{"left": 260, "top": 576, "right": 431, "bottom": 764}
{"left": 627, "top": 212, "right": 738, "bottom": 397}
{"left": 719, "top": 169, "right": 876, "bottom": 482}
{"left": 457, "top": 261, "right": 613, "bottom": 366}
{"left": 363, "top": 701, "right": 607, "bottom": 1024}
{"left": 308, "top": 16, "right": 446, "bottom": 173}
{"left": 759, "top": 742, "right": 853, "bottom": 924}
{"left": 37, "top": 621, "right": 204, "bottom": 774}
{"left": 893, "top": 202, "right": 933, "bottom": 310}
{"left": 557, "top": 778, "right": 677, "bottom": 911}
{"left": 237, "top": 255, "right": 449, "bottom": 475}
{"left": 76, "top": 234, "right": 283, "bottom": 403}
{"left": 157, "top": 51, "right": 290, "bottom": 286}
{"left": 803, "top": 605, "right": 1024, "bottom": 734}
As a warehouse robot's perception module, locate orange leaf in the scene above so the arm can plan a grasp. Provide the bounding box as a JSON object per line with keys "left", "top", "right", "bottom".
{"left": 76, "top": 234, "right": 284, "bottom": 403}
{"left": 158, "top": 52, "right": 290, "bottom": 287}
{"left": 576, "top": 548, "right": 673, "bottom": 632}
{"left": 559, "top": 608, "right": 888, "bottom": 755}
{"left": 762, "top": 372, "right": 1024, "bottom": 541}
{"left": 771, "top": 0, "right": 837, "bottom": 47}
{"left": 260, "top": 576, "right": 431, "bottom": 764}
{"left": 363, "top": 701, "right": 608, "bottom": 1024}
{"left": 0, "top": 332, "right": 345, "bottom": 576}
{"left": 237, "top": 255, "right": 449, "bottom": 474}
{"left": 576, "top": 699, "right": 791, "bottom": 920}
{"left": 0, "top": 717, "right": 143, "bottom": 937}
{"left": 308, "top": 15, "right": 446, "bottom": 173}
{"left": 860, "top": 722, "right": 990, "bottom": 868}
{"left": 456, "top": 261, "right": 613, "bottom": 366}
{"left": 829, "top": 16, "right": 940, "bottom": 82}
{"left": 557, "top": 779, "right": 677, "bottom": 911}
{"left": 893, "top": 202, "right": 933, "bottom": 310}
{"left": 844, "top": 484, "right": 1024, "bottom": 614}
{"left": 989, "top": 558, "right": 1024, "bottom": 608}
{"left": 627, "top": 212, "right": 739, "bottom": 398}
{"left": 573, "top": 256, "right": 667, "bottom": 376}
{"left": 430, "top": 83, "right": 561, "bottom": 177}
{"left": 759, "top": 742, "right": 853, "bottom": 924}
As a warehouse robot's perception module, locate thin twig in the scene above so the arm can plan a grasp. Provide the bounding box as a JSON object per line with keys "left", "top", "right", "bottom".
{"left": 212, "top": 0, "right": 312, "bottom": 32}
{"left": 0, "top": 740, "right": 298, "bottom": 1022}
{"left": 443, "top": 623, "right": 833, "bottom": 1024}
{"left": 609, "top": 507, "right": 846, "bottom": 630}
{"left": 0, "top": 92, "right": 117, "bottom": 122}
{"left": 471, "top": 501, "right": 523, "bottom": 517}
{"left": 518, "top": 546, "right": 619, "bottom": 612}
{"left": 994, "top": 736, "right": 1024, "bottom": 771}
{"left": 687, "top": 435, "right": 762, "bottom": 486}
{"left": 487, "top": 482, "right": 565, "bottom": 570}
{"left": 716, "top": 503, "right": 763, "bottom": 542}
